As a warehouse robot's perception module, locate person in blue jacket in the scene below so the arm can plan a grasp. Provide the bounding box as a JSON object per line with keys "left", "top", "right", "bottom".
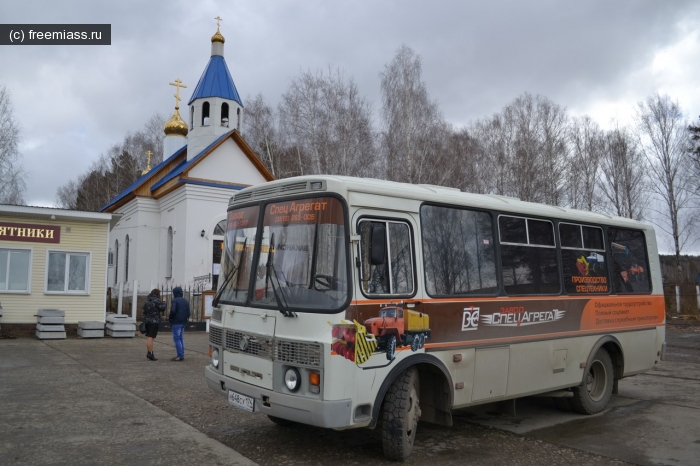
{"left": 169, "top": 286, "right": 190, "bottom": 361}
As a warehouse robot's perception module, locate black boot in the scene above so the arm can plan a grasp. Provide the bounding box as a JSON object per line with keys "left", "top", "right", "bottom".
{"left": 147, "top": 351, "right": 157, "bottom": 361}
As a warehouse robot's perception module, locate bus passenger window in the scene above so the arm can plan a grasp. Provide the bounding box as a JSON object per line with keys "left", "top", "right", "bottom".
{"left": 608, "top": 228, "right": 650, "bottom": 294}
{"left": 420, "top": 205, "right": 497, "bottom": 296}
{"left": 560, "top": 223, "right": 609, "bottom": 294}
{"left": 500, "top": 216, "right": 560, "bottom": 295}
{"left": 359, "top": 220, "right": 414, "bottom": 296}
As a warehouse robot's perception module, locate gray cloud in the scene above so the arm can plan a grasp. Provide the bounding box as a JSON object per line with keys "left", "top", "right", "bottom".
{"left": 1, "top": 0, "right": 698, "bottom": 206}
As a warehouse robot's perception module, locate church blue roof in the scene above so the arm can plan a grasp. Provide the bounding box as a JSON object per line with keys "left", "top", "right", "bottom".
{"left": 187, "top": 55, "right": 243, "bottom": 106}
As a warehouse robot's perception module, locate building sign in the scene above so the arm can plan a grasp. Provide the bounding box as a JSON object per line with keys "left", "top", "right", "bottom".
{"left": 0, "top": 222, "right": 61, "bottom": 244}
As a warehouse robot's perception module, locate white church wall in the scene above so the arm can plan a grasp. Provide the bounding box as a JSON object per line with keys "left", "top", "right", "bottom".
{"left": 181, "top": 184, "right": 235, "bottom": 287}
{"left": 158, "top": 188, "right": 186, "bottom": 285}
{"left": 188, "top": 138, "right": 268, "bottom": 185}
{"left": 187, "top": 97, "right": 242, "bottom": 160}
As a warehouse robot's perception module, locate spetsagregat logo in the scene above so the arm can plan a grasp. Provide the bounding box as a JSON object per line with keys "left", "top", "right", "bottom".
{"left": 463, "top": 307, "right": 566, "bottom": 330}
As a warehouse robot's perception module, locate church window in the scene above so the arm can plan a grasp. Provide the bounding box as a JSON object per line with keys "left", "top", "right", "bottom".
{"left": 114, "top": 240, "right": 119, "bottom": 284}
{"left": 190, "top": 106, "right": 194, "bottom": 130}
{"left": 125, "top": 235, "right": 130, "bottom": 282}
{"left": 237, "top": 107, "right": 241, "bottom": 131}
{"left": 221, "top": 103, "right": 229, "bottom": 127}
{"left": 202, "top": 102, "right": 210, "bottom": 126}
{"left": 213, "top": 220, "right": 226, "bottom": 236}
{"left": 166, "top": 227, "right": 173, "bottom": 279}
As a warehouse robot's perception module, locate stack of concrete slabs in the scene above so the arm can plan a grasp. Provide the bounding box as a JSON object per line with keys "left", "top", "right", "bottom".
{"left": 105, "top": 314, "right": 135, "bottom": 338}
{"left": 78, "top": 321, "right": 105, "bottom": 338}
{"left": 35, "top": 309, "right": 66, "bottom": 340}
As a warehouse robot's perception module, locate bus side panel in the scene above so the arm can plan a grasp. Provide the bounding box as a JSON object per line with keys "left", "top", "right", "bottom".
{"left": 616, "top": 327, "right": 662, "bottom": 376}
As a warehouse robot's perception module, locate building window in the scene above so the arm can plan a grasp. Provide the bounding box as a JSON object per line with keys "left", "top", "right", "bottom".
{"left": 166, "top": 227, "right": 173, "bottom": 279}
{"left": 190, "top": 106, "right": 194, "bottom": 130}
{"left": 213, "top": 220, "right": 226, "bottom": 236}
{"left": 202, "top": 102, "right": 210, "bottom": 126}
{"left": 125, "top": 235, "right": 129, "bottom": 282}
{"left": 0, "top": 248, "right": 31, "bottom": 292}
{"left": 46, "top": 251, "right": 90, "bottom": 293}
{"left": 237, "top": 107, "right": 241, "bottom": 131}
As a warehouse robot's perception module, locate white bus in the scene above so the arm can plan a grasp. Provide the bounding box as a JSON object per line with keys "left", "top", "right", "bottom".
{"left": 205, "top": 175, "right": 665, "bottom": 460}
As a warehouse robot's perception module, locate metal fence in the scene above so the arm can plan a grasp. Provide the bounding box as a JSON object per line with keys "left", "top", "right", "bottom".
{"left": 107, "top": 281, "right": 212, "bottom": 322}
{"left": 663, "top": 284, "right": 700, "bottom": 315}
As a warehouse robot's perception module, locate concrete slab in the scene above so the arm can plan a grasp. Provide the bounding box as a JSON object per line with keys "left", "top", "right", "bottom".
{"left": 77, "top": 328, "right": 104, "bottom": 338}
{"left": 36, "top": 309, "right": 65, "bottom": 317}
{"left": 106, "top": 314, "right": 134, "bottom": 322}
{"left": 105, "top": 328, "right": 135, "bottom": 338}
{"left": 36, "top": 324, "right": 65, "bottom": 332}
{"left": 105, "top": 322, "right": 135, "bottom": 332}
{"left": 35, "top": 330, "right": 66, "bottom": 339}
{"left": 36, "top": 316, "right": 64, "bottom": 324}
{"left": 0, "top": 337, "right": 256, "bottom": 466}
{"left": 78, "top": 321, "right": 105, "bottom": 330}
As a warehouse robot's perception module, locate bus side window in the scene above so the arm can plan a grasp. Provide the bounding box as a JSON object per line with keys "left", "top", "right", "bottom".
{"left": 608, "top": 228, "right": 650, "bottom": 294}
{"left": 358, "top": 219, "right": 414, "bottom": 296}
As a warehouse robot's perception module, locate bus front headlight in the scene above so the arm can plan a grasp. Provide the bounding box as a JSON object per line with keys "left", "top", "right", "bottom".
{"left": 211, "top": 347, "right": 220, "bottom": 369}
{"left": 284, "top": 367, "right": 301, "bottom": 392}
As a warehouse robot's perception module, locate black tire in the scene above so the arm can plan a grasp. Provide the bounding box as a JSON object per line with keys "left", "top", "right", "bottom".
{"left": 411, "top": 335, "right": 419, "bottom": 352}
{"left": 381, "top": 367, "right": 421, "bottom": 461}
{"left": 418, "top": 334, "right": 425, "bottom": 349}
{"left": 267, "top": 415, "right": 296, "bottom": 427}
{"left": 386, "top": 335, "right": 397, "bottom": 361}
{"left": 569, "top": 348, "right": 614, "bottom": 414}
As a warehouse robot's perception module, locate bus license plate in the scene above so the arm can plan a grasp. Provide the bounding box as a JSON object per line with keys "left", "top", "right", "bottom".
{"left": 228, "top": 390, "right": 254, "bottom": 412}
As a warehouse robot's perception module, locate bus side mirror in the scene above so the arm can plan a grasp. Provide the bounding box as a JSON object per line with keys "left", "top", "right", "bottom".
{"left": 370, "top": 225, "right": 386, "bottom": 265}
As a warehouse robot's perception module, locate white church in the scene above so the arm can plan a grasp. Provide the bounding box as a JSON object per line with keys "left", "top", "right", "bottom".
{"left": 101, "top": 23, "right": 274, "bottom": 291}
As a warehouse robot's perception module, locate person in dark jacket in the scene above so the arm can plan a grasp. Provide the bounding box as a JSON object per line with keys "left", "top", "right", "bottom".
{"left": 169, "top": 286, "right": 190, "bottom": 361}
{"left": 143, "top": 288, "right": 167, "bottom": 361}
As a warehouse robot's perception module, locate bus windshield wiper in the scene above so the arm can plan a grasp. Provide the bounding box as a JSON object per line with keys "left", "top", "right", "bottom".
{"left": 265, "top": 233, "right": 296, "bottom": 317}
{"left": 212, "top": 237, "right": 247, "bottom": 307}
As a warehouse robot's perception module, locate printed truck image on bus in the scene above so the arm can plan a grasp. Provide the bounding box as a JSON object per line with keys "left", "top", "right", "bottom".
{"left": 205, "top": 175, "right": 665, "bottom": 461}
{"left": 363, "top": 305, "right": 431, "bottom": 360}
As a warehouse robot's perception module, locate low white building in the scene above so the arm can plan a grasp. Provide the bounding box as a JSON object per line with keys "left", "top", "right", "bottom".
{"left": 0, "top": 205, "right": 115, "bottom": 328}
{"left": 101, "top": 25, "right": 273, "bottom": 292}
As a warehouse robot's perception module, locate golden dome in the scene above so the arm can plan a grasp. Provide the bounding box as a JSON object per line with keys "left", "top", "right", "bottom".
{"left": 164, "top": 109, "right": 188, "bottom": 137}
{"left": 211, "top": 27, "right": 225, "bottom": 44}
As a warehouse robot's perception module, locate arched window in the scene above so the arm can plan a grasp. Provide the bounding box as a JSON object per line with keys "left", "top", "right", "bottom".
{"left": 190, "top": 106, "right": 194, "bottom": 130}
{"left": 202, "top": 102, "right": 210, "bottom": 126}
{"left": 213, "top": 220, "right": 226, "bottom": 236}
{"left": 221, "top": 103, "right": 229, "bottom": 127}
{"left": 166, "top": 227, "right": 173, "bottom": 279}
{"left": 125, "top": 235, "right": 130, "bottom": 282}
{"left": 236, "top": 107, "right": 241, "bottom": 131}
{"left": 114, "top": 239, "right": 119, "bottom": 284}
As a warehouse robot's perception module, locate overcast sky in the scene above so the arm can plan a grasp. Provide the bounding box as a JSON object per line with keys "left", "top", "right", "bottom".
{"left": 2, "top": 0, "right": 699, "bottom": 212}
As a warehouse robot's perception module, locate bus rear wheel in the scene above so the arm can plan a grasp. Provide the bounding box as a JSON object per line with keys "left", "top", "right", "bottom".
{"left": 569, "top": 348, "right": 614, "bottom": 414}
{"left": 381, "top": 367, "right": 421, "bottom": 460}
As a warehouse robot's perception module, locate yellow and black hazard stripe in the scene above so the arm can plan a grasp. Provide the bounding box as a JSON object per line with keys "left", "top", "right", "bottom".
{"left": 353, "top": 320, "right": 378, "bottom": 365}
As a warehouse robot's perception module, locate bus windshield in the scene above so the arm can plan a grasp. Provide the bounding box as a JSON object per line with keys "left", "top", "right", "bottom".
{"left": 218, "top": 196, "right": 350, "bottom": 313}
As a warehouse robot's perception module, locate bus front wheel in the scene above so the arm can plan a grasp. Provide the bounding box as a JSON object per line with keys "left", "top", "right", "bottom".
{"left": 570, "top": 348, "right": 614, "bottom": 414}
{"left": 381, "top": 367, "right": 421, "bottom": 460}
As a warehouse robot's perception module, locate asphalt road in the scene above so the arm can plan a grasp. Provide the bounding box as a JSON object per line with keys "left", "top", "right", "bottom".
{"left": 1, "top": 325, "right": 698, "bottom": 465}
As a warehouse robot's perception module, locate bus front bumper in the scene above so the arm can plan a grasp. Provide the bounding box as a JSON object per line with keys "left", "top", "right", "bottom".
{"left": 205, "top": 366, "right": 353, "bottom": 429}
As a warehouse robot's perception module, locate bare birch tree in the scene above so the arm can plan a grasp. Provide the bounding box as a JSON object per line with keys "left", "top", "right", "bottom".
{"left": 243, "top": 93, "right": 282, "bottom": 178}
{"left": 0, "top": 84, "right": 27, "bottom": 204}
{"left": 380, "top": 45, "right": 450, "bottom": 185}
{"left": 279, "top": 67, "right": 376, "bottom": 178}
{"left": 567, "top": 116, "right": 603, "bottom": 210}
{"left": 598, "top": 124, "right": 646, "bottom": 220}
{"left": 635, "top": 94, "right": 698, "bottom": 282}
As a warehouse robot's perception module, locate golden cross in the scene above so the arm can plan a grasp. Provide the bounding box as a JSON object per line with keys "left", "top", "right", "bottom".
{"left": 215, "top": 16, "right": 223, "bottom": 28}
{"left": 169, "top": 79, "right": 187, "bottom": 110}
